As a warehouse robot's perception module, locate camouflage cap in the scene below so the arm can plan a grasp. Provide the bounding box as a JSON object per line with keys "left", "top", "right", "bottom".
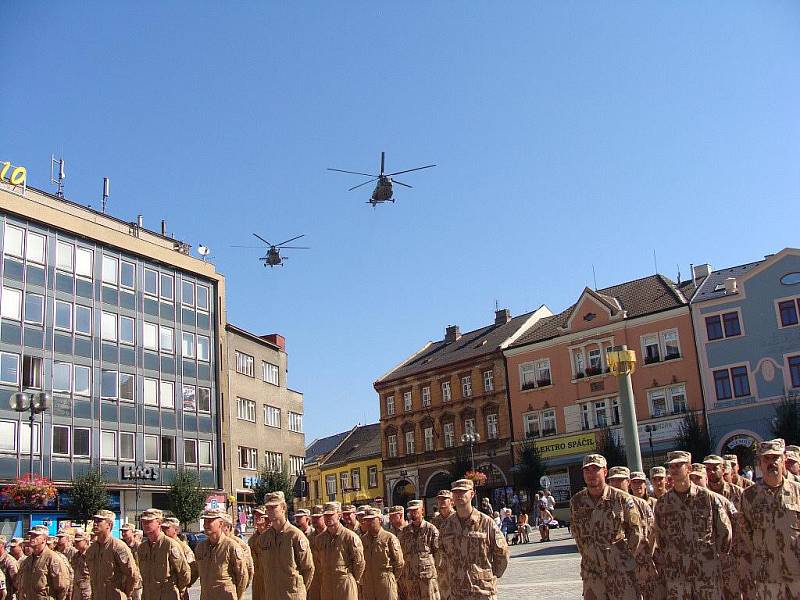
{"left": 582, "top": 454, "right": 607, "bottom": 468}
{"left": 607, "top": 466, "right": 630, "bottom": 480}
{"left": 436, "top": 489, "right": 453, "bottom": 499}
{"left": 120, "top": 523, "right": 135, "bottom": 531}
{"left": 265, "top": 491, "right": 285, "bottom": 507}
{"left": 722, "top": 454, "right": 739, "bottom": 463}
{"left": 252, "top": 506, "right": 267, "bottom": 516}
{"left": 361, "top": 507, "right": 382, "bottom": 519}
{"left": 311, "top": 505, "right": 324, "bottom": 516}
{"left": 323, "top": 502, "right": 341, "bottom": 515}
{"left": 786, "top": 451, "right": 800, "bottom": 463}
{"left": 388, "top": 505, "right": 404, "bottom": 515}
{"left": 723, "top": 460, "right": 733, "bottom": 471}
{"left": 293, "top": 509, "right": 310, "bottom": 518}
{"left": 341, "top": 504, "right": 356, "bottom": 513}
{"left": 9, "top": 538, "right": 22, "bottom": 547}
{"left": 649, "top": 466, "right": 666, "bottom": 478}
{"left": 451, "top": 478, "right": 474, "bottom": 491}
{"left": 758, "top": 439, "right": 785, "bottom": 456}
{"left": 407, "top": 500, "right": 424, "bottom": 510}
{"left": 629, "top": 471, "right": 647, "bottom": 482}
{"left": 703, "top": 454, "right": 724, "bottom": 465}
{"left": 786, "top": 445, "right": 800, "bottom": 454}
{"left": 666, "top": 450, "right": 691, "bottom": 464}
{"left": 219, "top": 513, "right": 233, "bottom": 525}
{"left": 73, "top": 530, "right": 87, "bottom": 542}
{"left": 56, "top": 528, "right": 73, "bottom": 538}
{"left": 140, "top": 508, "right": 164, "bottom": 521}
{"left": 93, "top": 509, "right": 116, "bottom": 522}
{"left": 27, "top": 525, "right": 49, "bottom": 537}
{"left": 690, "top": 463, "right": 706, "bottom": 474}
{"left": 201, "top": 509, "right": 226, "bottom": 520}
{"left": 0, "top": 536, "right": 6, "bottom": 545}
{"left": 161, "top": 517, "right": 180, "bottom": 528}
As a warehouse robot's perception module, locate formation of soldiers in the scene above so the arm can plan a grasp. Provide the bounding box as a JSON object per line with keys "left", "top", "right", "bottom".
{"left": 1, "top": 478, "right": 510, "bottom": 600}
{"left": 570, "top": 438, "right": 800, "bottom": 600}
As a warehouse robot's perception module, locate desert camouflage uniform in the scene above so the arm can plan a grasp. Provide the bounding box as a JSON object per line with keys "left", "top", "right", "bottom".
{"left": 69, "top": 549, "right": 91, "bottom": 600}
{"left": 398, "top": 521, "right": 439, "bottom": 600}
{"left": 570, "top": 485, "right": 642, "bottom": 600}
{"left": 429, "top": 514, "right": 452, "bottom": 600}
{"left": 306, "top": 529, "right": 324, "bottom": 600}
{"left": 653, "top": 483, "right": 732, "bottom": 600}
{"left": 708, "top": 481, "right": 745, "bottom": 600}
{"left": 85, "top": 537, "right": 140, "bottom": 600}
{"left": 731, "top": 473, "right": 754, "bottom": 489}
{"left": 628, "top": 494, "right": 661, "bottom": 600}
{"left": 17, "top": 548, "right": 72, "bottom": 600}
{"left": 259, "top": 521, "right": 315, "bottom": 600}
{"left": 247, "top": 532, "right": 265, "bottom": 600}
{"left": 177, "top": 540, "right": 196, "bottom": 600}
{"left": 739, "top": 478, "right": 800, "bottom": 600}
{"left": 228, "top": 535, "right": 253, "bottom": 592}
{"left": 439, "top": 507, "right": 508, "bottom": 600}
{"left": 193, "top": 535, "right": 248, "bottom": 600}
{"left": 310, "top": 527, "right": 365, "bottom": 600}
{"left": 136, "top": 532, "right": 192, "bottom": 600}
{"left": 360, "top": 529, "right": 403, "bottom": 600}
{"left": 0, "top": 552, "right": 19, "bottom": 600}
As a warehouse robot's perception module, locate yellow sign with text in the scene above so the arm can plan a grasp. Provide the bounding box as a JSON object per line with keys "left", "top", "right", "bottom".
{"left": 1, "top": 161, "right": 27, "bottom": 187}
{"left": 535, "top": 432, "right": 596, "bottom": 459}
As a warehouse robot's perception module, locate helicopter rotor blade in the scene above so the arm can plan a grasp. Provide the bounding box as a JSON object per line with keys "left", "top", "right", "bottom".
{"left": 231, "top": 245, "right": 266, "bottom": 248}
{"left": 348, "top": 178, "right": 378, "bottom": 191}
{"left": 387, "top": 164, "right": 436, "bottom": 176}
{"left": 274, "top": 234, "right": 305, "bottom": 247}
{"left": 278, "top": 246, "right": 310, "bottom": 250}
{"left": 392, "top": 180, "right": 413, "bottom": 188}
{"left": 380, "top": 152, "right": 385, "bottom": 175}
{"left": 328, "top": 168, "right": 378, "bottom": 177}
{"left": 252, "top": 233, "right": 273, "bottom": 246}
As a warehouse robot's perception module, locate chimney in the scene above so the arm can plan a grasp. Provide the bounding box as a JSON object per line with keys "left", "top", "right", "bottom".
{"left": 724, "top": 277, "right": 738, "bottom": 294}
{"left": 137, "top": 215, "right": 144, "bottom": 228}
{"left": 161, "top": 220, "right": 167, "bottom": 236}
{"left": 261, "top": 333, "right": 286, "bottom": 351}
{"left": 445, "top": 325, "right": 461, "bottom": 343}
{"left": 495, "top": 308, "right": 511, "bottom": 325}
{"left": 693, "top": 263, "right": 712, "bottom": 280}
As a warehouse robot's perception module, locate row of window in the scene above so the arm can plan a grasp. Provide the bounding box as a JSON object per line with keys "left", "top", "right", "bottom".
{"left": 238, "top": 447, "right": 305, "bottom": 473}
{"left": 385, "top": 414, "right": 499, "bottom": 457}
{"left": 385, "top": 370, "right": 495, "bottom": 416}
{"left": 324, "top": 466, "right": 379, "bottom": 498}
{"left": 234, "top": 351, "right": 280, "bottom": 386}
{"left": 704, "top": 298, "right": 800, "bottom": 340}
{"left": 3, "top": 225, "right": 211, "bottom": 310}
{"left": 235, "top": 398, "right": 303, "bottom": 432}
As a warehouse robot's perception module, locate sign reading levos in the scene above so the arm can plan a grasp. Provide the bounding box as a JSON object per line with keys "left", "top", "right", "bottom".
{"left": 535, "top": 432, "right": 596, "bottom": 459}
{"left": 1, "top": 161, "right": 27, "bottom": 187}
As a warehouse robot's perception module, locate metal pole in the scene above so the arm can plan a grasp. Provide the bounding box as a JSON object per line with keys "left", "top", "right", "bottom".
{"left": 28, "top": 407, "right": 35, "bottom": 531}
{"left": 648, "top": 430, "right": 655, "bottom": 468}
{"left": 616, "top": 345, "right": 643, "bottom": 473}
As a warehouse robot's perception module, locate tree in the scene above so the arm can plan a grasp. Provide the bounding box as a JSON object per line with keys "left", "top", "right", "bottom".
{"left": 67, "top": 469, "right": 111, "bottom": 527}
{"left": 676, "top": 411, "right": 713, "bottom": 461}
{"left": 168, "top": 469, "right": 207, "bottom": 530}
{"left": 251, "top": 467, "right": 294, "bottom": 506}
{"left": 771, "top": 393, "right": 800, "bottom": 445}
{"left": 595, "top": 429, "right": 627, "bottom": 468}
{"left": 448, "top": 445, "right": 472, "bottom": 481}
{"left": 514, "top": 440, "right": 546, "bottom": 497}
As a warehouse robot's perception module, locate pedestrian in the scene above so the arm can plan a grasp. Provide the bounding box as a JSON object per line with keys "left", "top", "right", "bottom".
{"left": 492, "top": 512, "right": 501, "bottom": 528}
{"left": 629, "top": 471, "right": 656, "bottom": 509}
{"left": 739, "top": 438, "right": 800, "bottom": 599}
{"left": 192, "top": 509, "right": 248, "bottom": 600}
{"left": 17, "top": 525, "right": 71, "bottom": 600}
{"left": 439, "top": 479, "right": 508, "bottom": 600}
{"left": 220, "top": 515, "right": 253, "bottom": 592}
{"left": 784, "top": 446, "right": 800, "bottom": 483}
{"left": 653, "top": 451, "right": 731, "bottom": 600}
{"left": 537, "top": 504, "right": 552, "bottom": 543}
{"left": 479, "top": 498, "right": 493, "bottom": 516}
{"left": 429, "top": 491, "right": 453, "bottom": 600}
{"left": 70, "top": 530, "right": 91, "bottom": 600}
{"left": 688, "top": 463, "right": 708, "bottom": 487}
{"left": 310, "top": 502, "right": 364, "bottom": 600}
{"left": 85, "top": 510, "right": 140, "bottom": 600}
{"left": 544, "top": 490, "right": 555, "bottom": 513}
{"left": 398, "top": 500, "right": 439, "bottom": 600}
{"left": 260, "top": 492, "right": 314, "bottom": 600}
{"left": 161, "top": 517, "right": 196, "bottom": 600}
{"left": 360, "top": 508, "right": 403, "bottom": 600}
{"left": 569, "top": 454, "right": 642, "bottom": 600}
{"left": 136, "top": 509, "right": 191, "bottom": 600}
{"left": 0, "top": 536, "right": 19, "bottom": 600}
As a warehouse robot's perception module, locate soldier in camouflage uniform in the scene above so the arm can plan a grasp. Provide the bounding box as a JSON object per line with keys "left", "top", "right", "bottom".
{"left": 0, "top": 535, "right": 19, "bottom": 600}
{"left": 70, "top": 530, "right": 91, "bottom": 600}
{"left": 86, "top": 510, "right": 141, "bottom": 600}
{"left": 784, "top": 446, "right": 800, "bottom": 483}
{"left": 248, "top": 507, "right": 268, "bottom": 600}
{"left": 311, "top": 502, "right": 365, "bottom": 600}
{"left": 439, "top": 479, "right": 508, "bottom": 600}
{"left": 629, "top": 471, "right": 657, "bottom": 510}
{"left": 650, "top": 467, "right": 668, "bottom": 500}
{"left": 161, "top": 518, "right": 197, "bottom": 600}
{"left": 294, "top": 510, "right": 314, "bottom": 538}
{"left": 306, "top": 507, "right": 325, "bottom": 600}
{"left": 386, "top": 508, "right": 406, "bottom": 539}
{"left": 360, "top": 508, "right": 403, "bottom": 600}
{"left": 570, "top": 455, "right": 642, "bottom": 600}
{"left": 341, "top": 506, "right": 360, "bottom": 535}
{"left": 192, "top": 510, "right": 248, "bottom": 600}
{"left": 430, "top": 491, "right": 453, "bottom": 600}
{"left": 17, "top": 525, "right": 72, "bottom": 600}
{"left": 740, "top": 439, "right": 800, "bottom": 600}
{"left": 56, "top": 531, "right": 78, "bottom": 564}
{"left": 724, "top": 454, "right": 754, "bottom": 489}
{"left": 220, "top": 515, "right": 253, "bottom": 592}
{"left": 9, "top": 540, "right": 23, "bottom": 563}
{"left": 136, "top": 509, "right": 192, "bottom": 600}
{"left": 398, "top": 500, "right": 439, "bottom": 600}
{"left": 688, "top": 463, "right": 707, "bottom": 486}
{"left": 653, "top": 451, "right": 731, "bottom": 600}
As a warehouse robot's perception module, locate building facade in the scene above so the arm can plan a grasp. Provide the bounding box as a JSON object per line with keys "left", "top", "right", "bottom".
{"left": 300, "top": 428, "right": 355, "bottom": 510}
{"left": 690, "top": 249, "right": 800, "bottom": 465}
{"left": 0, "top": 179, "right": 226, "bottom": 536}
{"left": 375, "top": 307, "right": 551, "bottom": 514}
{"left": 504, "top": 275, "right": 704, "bottom": 505}
{"left": 318, "top": 423, "right": 383, "bottom": 508}
{"left": 222, "top": 324, "right": 305, "bottom": 521}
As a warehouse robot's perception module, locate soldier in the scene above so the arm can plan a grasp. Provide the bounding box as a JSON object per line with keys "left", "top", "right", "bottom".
{"left": 193, "top": 510, "right": 248, "bottom": 600}
{"left": 310, "top": 502, "right": 365, "bottom": 600}
{"left": 653, "top": 451, "right": 731, "bottom": 600}
{"left": 569, "top": 454, "right": 642, "bottom": 600}
{"left": 85, "top": 510, "right": 140, "bottom": 600}
{"left": 55, "top": 531, "right": 78, "bottom": 564}
{"left": 439, "top": 479, "right": 508, "bottom": 600}
{"left": 429, "top": 491, "right": 453, "bottom": 532}
{"left": 360, "top": 508, "right": 403, "bottom": 600}
{"left": 136, "top": 509, "right": 191, "bottom": 600}
{"left": 248, "top": 507, "right": 268, "bottom": 600}
{"left": 9, "top": 541, "right": 23, "bottom": 563}
{"left": 161, "top": 518, "right": 196, "bottom": 600}
{"left": 629, "top": 471, "right": 656, "bottom": 510}
{"left": 0, "top": 536, "right": 19, "bottom": 600}
{"left": 724, "top": 454, "right": 754, "bottom": 488}
{"left": 307, "top": 507, "right": 325, "bottom": 600}
{"left": 688, "top": 463, "right": 707, "bottom": 486}
{"left": 70, "top": 531, "right": 91, "bottom": 600}
{"left": 260, "top": 492, "right": 315, "bottom": 600}
{"left": 649, "top": 467, "right": 668, "bottom": 500}
{"left": 386, "top": 508, "right": 405, "bottom": 538}
{"left": 355, "top": 507, "right": 369, "bottom": 532}
{"left": 784, "top": 447, "right": 800, "bottom": 483}
{"left": 220, "top": 515, "right": 253, "bottom": 591}
{"left": 17, "top": 525, "right": 71, "bottom": 600}
{"left": 398, "top": 500, "right": 439, "bottom": 600}
{"left": 341, "top": 506, "right": 359, "bottom": 534}
{"left": 739, "top": 439, "right": 800, "bottom": 599}
{"left": 294, "top": 510, "right": 313, "bottom": 538}
{"left": 310, "top": 507, "right": 326, "bottom": 537}
{"left": 119, "top": 524, "right": 141, "bottom": 600}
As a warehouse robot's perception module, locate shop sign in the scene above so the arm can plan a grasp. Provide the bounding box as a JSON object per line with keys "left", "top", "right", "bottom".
{"left": 121, "top": 465, "right": 160, "bottom": 480}
{"left": 205, "top": 494, "right": 226, "bottom": 511}
{"left": 242, "top": 476, "right": 259, "bottom": 488}
{"left": 1, "top": 161, "right": 27, "bottom": 187}
{"left": 535, "top": 432, "right": 596, "bottom": 459}
{"left": 723, "top": 434, "right": 758, "bottom": 451}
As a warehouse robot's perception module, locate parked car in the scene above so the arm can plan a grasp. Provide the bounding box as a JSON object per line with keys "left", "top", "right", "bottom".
{"left": 185, "top": 532, "right": 207, "bottom": 551}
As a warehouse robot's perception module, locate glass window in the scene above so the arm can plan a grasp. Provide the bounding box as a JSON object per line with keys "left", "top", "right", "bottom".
{"left": 642, "top": 334, "right": 660, "bottom": 364}
{"left": 444, "top": 422, "right": 455, "bottom": 448}
{"left": 182, "top": 333, "right": 195, "bottom": 358}
{"left": 581, "top": 404, "right": 591, "bottom": 429}
{"left": 101, "top": 431, "right": 117, "bottom": 459}
{"left": 723, "top": 312, "right": 741, "bottom": 337}
{"left": 486, "top": 413, "right": 498, "bottom": 439}
{"left": 184, "top": 439, "right": 198, "bottom": 464}
{"left": 101, "top": 370, "right": 118, "bottom": 399}
{"left": 160, "top": 273, "right": 174, "bottom": 301}
{"left": 197, "top": 285, "right": 209, "bottom": 311}
{"left": 182, "top": 281, "right": 195, "bottom": 306}
{"left": 26, "top": 232, "right": 45, "bottom": 264}
{"left": 53, "top": 362, "right": 72, "bottom": 392}
{"left": 524, "top": 413, "right": 541, "bottom": 438}
{"left": 182, "top": 385, "right": 196, "bottom": 411}
{"left": 0, "top": 352, "right": 20, "bottom": 385}
{"left": 144, "top": 269, "right": 158, "bottom": 296}
{"left": 262, "top": 362, "right": 279, "bottom": 385}
{"left": 160, "top": 326, "right": 174, "bottom": 354}
{"left": 289, "top": 412, "right": 303, "bottom": 433}
{"left": 119, "top": 373, "right": 135, "bottom": 402}
{"left": 199, "top": 440, "right": 212, "bottom": 466}
{"left": 237, "top": 398, "right": 256, "bottom": 422}
{"left": 594, "top": 401, "right": 607, "bottom": 427}
{"left": 422, "top": 386, "right": 431, "bottom": 406}
{"left": 160, "top": 381, "right": 175, "bottom": 409}
{"left": 52, "top": 425, "right": 70, "bottom": 456}
{"left": 387, "top": 435, "right": 397, "bottom": 457}
{"left": 484, "top": 370, "right": 494, "bottom": 392}
{"left": 120, "top": 261, "right": 135, "bottom": 290}
{"left": 145, "top": 435, "right": 159, "bottom": 462}
{"left": 441, "top": 381, "right": 451, "bottom": 402}
{"left": 779, "top": 300, "right": 799, "bottom": 327}
{"left": 0, "top": 422, "right": 15, "bottom": 452}
{"left": 119, "top": 316, "right": 134, "bottom": 345}
{"left": 520, "top": 363, "right": 537, "bottom": 389}
{"left": 403, "top": 391, "right": 412, "bottom": 412}
{"left": 161, "top": 437, "right": 176, "bottom": 463}
{"left": 73, "top": 428, "right": 90, "bottom": 457}
{"left": 649, "top": 390, "right": 668, "bottom": 417}
{"left": 119, "top": 432, "right": 135, "bottom": 461}
{"left": 101, "top": 312, "right": 117, "bottom": 342}
{"left": 588, "top": 348, "right": 602, "bottom": 371}
{"left": 536, "top": 359, "right": 552, "bottom": 386}
{"left": 75, "top": 248, "right": 93, "bottom": 279}
{"left": 1, "top": 287, "right": 22, "bottom": 320}
{"left": 198, "top": 387, "right": 211, "bottom": 412}
{"left": 24, "top": 293, "right": 44, "bottom": 325}
{"left": 74, "top": 365, "right": 91, "bottom": 396}
{"left": 197, "top": 336, "right": 210, "bottom": 361}
{"left": 574, "top": 349, "right": 585, "bottom": 376}
{"left": 542, "top": 409, "right": 556, "bottom": 434}
{"left": 20, "top": 423, "right": 41, "bottom": 455}
{"left": 464, "top": 418, "right": 475, "bottom": 435}
{"left": 56, "top": 241, "right": 73, "bottom": 272}
{"left": 713, "top": 370, "right": 732, "bottom": 401}
{"left": 264, "top": 405, "right": 281, "bottom": 428}
{"left": 101, "top": 256, "right": 118, "bottom": 286}
{"left": 385, "top": 395, "right": 394, "bottom": 416}
{"left": 405, "top": 430, "right": 415, "bottom": 454}
{"left": 670, "top": 385, "right": 687, "bottom": 413}
{"left": 789, "top": 356, "right": 800, "bottom": 388}
{"left": 705, "top": 315, "right": 723, "bottom": 340}
{"left": 424, "top": 426, "right": 434, "bottom": 451}
{"left": 144, "top": 378, "right": 158, "bottom": 406}
{"left": 143, "top": 322, "right": 158, "bottom": 350}
{"left": 75, "top": 305, "right": 92, "bottom": 335}
{"left": 731, "top": 366, "right": 750, "bottom": 397}
{"left": 611, "top": 398, "right": 621, "bottom": 425}
{"left": 461, "top": 375, "right": 472, "bottom": 397}
{"left": 55, "top": 300, "right": 72, "bottom": 331}
{"left": 662, "top": 330, "right": 680, "bottom": 358}
{"left": 4, "top": 225, "right": 24, "bottom": 257}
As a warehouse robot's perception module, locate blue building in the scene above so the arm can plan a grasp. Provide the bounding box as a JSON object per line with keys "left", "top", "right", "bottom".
{"left": 690, "top": 248, "right": 800, "bottom": 467}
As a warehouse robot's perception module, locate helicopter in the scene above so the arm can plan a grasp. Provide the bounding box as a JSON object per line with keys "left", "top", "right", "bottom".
{"left": 328, "top": 152, "right": 436, "bottom": 207}
{"left": 234, "top": 233, "right": 309, "bottom": 268}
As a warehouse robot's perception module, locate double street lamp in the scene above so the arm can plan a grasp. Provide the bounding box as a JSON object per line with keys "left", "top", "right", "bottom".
{"left": 10, "top": 390, "right": 51, "bottom": 529}
{"left": 461, "top": 432, "right": 481, "bottom": 506}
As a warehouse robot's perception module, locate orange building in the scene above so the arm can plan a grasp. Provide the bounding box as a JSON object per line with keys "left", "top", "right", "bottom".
{"left": 503, "top": 275, "right": 705, "bottom": 504}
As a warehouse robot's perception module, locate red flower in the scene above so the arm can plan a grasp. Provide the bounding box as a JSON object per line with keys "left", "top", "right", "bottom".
{"left": 1, "top": 475, "right": 57, "bottom": 508}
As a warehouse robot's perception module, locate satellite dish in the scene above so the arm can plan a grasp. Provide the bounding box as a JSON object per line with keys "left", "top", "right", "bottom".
{"left": 197, "top": 245, "right": 210, "bottom": 261}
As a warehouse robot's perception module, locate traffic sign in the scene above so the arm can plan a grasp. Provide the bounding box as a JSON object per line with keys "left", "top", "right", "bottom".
{"left": 539, "top": 475, "right": 551, "bottom": 489}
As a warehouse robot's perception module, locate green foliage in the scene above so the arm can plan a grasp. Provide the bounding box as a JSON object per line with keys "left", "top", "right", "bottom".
{"left": 676, "top": 411, "right": 713, "bottom": 462}
{"left": 251, "top": 467, "right": 294, "bottom": 506}
{"left": 168, "top": 469, "right": 208, "bottom": 529}
{"left": 771, "top": 393, "right": 800, "bottom": 445}
{"left": 596, "top": 429, "right": 627, "bottom": 468}
{"left": 448, "top": 445, "right": 472, "bottom": 481}
{"left": 514, "top": 440, "right": 546, "bottom": 495}
{"left": 67, "top": 469, "right": 111, "bottom": 526}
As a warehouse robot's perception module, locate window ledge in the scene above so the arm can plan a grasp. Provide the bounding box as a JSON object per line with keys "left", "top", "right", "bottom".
{"left": 521, "top": 383, "right": 553, "bottom": 393}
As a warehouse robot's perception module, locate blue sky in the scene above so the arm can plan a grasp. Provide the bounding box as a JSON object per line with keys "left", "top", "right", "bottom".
{"left": 3, "top": 2, "right": 799, "bottom": 441}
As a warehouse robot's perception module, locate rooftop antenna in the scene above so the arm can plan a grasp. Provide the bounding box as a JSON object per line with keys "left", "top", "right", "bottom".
{"left": 101, "top": 177, "right": 110, "bottom": 213}
{"left": 677, "top": 264, "right": 681, "bottom": 284}
{"left": 592, "top": 265, "right": 598, "bottom": 290}
{"left": 653, "top": 249, "right": 659, "bottom": 274}
{"left": 50, "top": 155, "right": 65, "bottom": 197}
{"left": 197, "top": 245, "right": 210, "bottom": 262}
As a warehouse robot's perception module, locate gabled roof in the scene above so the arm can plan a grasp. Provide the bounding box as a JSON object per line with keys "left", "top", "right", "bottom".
{"left": 511, "top": 274, "right": 689, "bottom": 348}
{"left": 323, "top": 423, "right": 382, "bottom": 467}
{"left": 692, "top": 260, "right": 766, "bottom": 303}
{"left": 375, "top": 307, "right": 550, "bottom": 385}
{"left": 305, "top": 428, "right": 355, "bottom": 464}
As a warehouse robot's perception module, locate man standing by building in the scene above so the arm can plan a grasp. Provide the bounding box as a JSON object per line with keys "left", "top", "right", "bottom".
{"left": 653, "top": 451, "right": 731, "bottom": 600}
{"left": 740, "top": 439, "right": 800, "bottom": 599}
{"left": 398, "top": 500, "right": 438, "bottom": 600}
{"left": 193, "top": 510, "right": 248, "bottom": 600}
{"left": 0, "top": 536, "right": 19, "bottom": 600}
{"left": 70, "top": 531, "right": 91, "bottom": 600}
{"left": 136, "top": 509, "right": 191, "bottom": 600}
{"left": 360, "top": 508, "right": 403, "bottom": 600}
{"left": 161, "top": 518, "right": 196, "bottom": 600}
{"left": 86, "top": 511, "right": 140, "bottom": 600}
{"left": 261, "top": 492, "right": 315, "bottom": 599}
{"left": 570, "top": 455, "right": 642, "bottom": 600}
{"left": 17, "top": 525, "right": 71, "bottom": 600}
{"left": 311, "top": 502, "right": 364, "bottom": 600}
{"left": 310, "top": 507, "right": 325, "bottom": 538}
{"left": 724, "top": 454, "right": 753, "bottom": 488}
{"left": 248, "top": 507, "right": 268, "bottom": 600}
{"left": 440, "top": 479, "right": 508, "bottom": 600}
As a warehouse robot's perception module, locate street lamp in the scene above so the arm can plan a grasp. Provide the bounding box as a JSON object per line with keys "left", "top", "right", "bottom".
{"left": 10, "top": 390, "right": 51, "bottom": 529}
{"left": 607, "top": 345, "right": 643, "bottom": 473}
{"left": 461, "top": 432, "right": 480, "bottom": 506}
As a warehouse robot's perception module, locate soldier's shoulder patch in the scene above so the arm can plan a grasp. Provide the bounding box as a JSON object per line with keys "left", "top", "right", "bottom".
{"left": 712, "top": 496, "right": 722, "bottom": 509}
{"left": 50, "top": 557, "right": 60, "bottom": 576}
{"left": 625, "top": 498, "right": 635, "bottom": 510}
{"left": 234, "top": 547, "right": 243, "bottom": 560}
{"left": 298, "top": 536, "right": 309, "bottom": 552}
{"left": 170, "top": 546, "right": 181, "bottom": 559}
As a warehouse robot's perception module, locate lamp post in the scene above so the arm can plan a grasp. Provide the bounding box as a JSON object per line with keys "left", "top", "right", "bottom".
{"left": 10, "top": 390, "right": 51, "bottom": 529}
{"left": 644, "top": 425, "right": 656, "bottom": 468}
{"left": 461, "top": 432, "right": 481, "bottom": 506}
{"left": 607, "top": 346, "right": 643, "bottom": 473}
